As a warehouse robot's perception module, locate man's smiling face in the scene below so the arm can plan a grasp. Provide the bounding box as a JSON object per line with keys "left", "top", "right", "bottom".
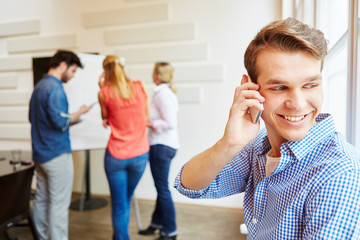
{"left": 257, "top": 47, "right": 323, "bottom": 147}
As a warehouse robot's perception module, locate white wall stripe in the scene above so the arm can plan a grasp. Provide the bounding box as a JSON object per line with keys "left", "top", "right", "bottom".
{"left": 0, "top": 107, "right": 28, "bottom": 122}
{"left": 83, "top": 3, "right": 169, "bottom": 27}
{"left": 0, "top": 56, "right": 32, "bottom": 72}
{"left": 0, "top": 90, "right": 30, "bottom": 106}
{"left": 128, "top": 64, "right": 223, "bottom": 83}
{"left": 116, "top": 43, "right": 208, "bottom": 64}
{"left": 125, "top": 0, "right": 165, "bottom": 2}
{"left": 105, "top": 22, "right": 196, "bottom": 45}
{"left": 0, "top": 140, "right": 32, "bottom": 151}
{"left": 0, "top": 74, "right": 17, "bottom": 89}
{"left": 0, "top": 123, "right": 30, "bottom": 140}
{"left": 7, "top": 34, "right": 78, "bottom": 53}
{"left": 0, "top": 19, "right": 40, "bottom": 37}
{"left": 145, "top": 85, "right": 202, "bottom": 104}
{"left": 177, "top": 86, "right": 202, "bottom": 103}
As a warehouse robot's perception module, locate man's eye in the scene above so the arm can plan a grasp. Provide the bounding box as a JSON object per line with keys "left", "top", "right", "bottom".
{"left": 304, "top": 84, "right": 317, "bottom": 89}
{"left": 272, "top": 86, "right": 286, "bottom": 91}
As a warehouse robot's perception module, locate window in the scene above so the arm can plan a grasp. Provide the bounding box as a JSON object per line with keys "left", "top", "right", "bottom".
{"left": 318, "top": 0, "right": 349, "bottom": 137}
{"left": 283, "top": 0, "right": 360, "bottom": 148}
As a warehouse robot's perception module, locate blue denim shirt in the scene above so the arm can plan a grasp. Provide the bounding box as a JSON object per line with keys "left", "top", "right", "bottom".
{"left": 29, "top": 74, "right": 71, "bottom": 163}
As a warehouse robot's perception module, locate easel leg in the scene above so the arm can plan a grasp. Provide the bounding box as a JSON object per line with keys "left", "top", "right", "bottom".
{"left": 70, "top": 150, "right": 107, "bottom": 211}
{"left": 133, "top": 195, "right": 142, "bottom": 230}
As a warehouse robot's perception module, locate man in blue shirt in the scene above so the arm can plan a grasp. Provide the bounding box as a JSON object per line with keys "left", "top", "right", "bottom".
{"left": 29, "top": 50, "right": 92, "bottom": 240}
{"left": 174, "top": 18, "right": 360, "bottom": 239}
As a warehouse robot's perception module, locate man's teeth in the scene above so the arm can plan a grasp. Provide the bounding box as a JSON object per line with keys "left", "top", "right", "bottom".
{"left": 284, "top": 115, "right": 304, "bottom": 122}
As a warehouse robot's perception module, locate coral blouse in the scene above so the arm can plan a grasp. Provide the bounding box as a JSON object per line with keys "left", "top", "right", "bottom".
{"left": 101, "top": 81, "right": 149, "bottom": 159}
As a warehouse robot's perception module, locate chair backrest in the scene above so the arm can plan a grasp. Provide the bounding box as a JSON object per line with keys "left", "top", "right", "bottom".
{"left": 0, "top": 165, "right": 35, "bottom": 229}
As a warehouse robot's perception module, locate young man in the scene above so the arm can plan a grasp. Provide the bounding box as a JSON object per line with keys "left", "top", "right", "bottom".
{"left": 174, "top": 18, "right": 360, "bottom": 239}
{"left": 29, "top": 50, "right": 92, "bottom": 240}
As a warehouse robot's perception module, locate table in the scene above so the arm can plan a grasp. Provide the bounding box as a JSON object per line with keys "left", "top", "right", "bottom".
{"left": 0, "top": 159, "right": 38, "bottom": 240}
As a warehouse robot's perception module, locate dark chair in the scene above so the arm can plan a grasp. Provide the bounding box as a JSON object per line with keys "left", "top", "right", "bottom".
{"left": 0, "top": 165, "right": 39, "bottom": 240}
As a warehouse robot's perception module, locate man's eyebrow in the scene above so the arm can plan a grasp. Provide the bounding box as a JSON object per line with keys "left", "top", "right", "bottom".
{"left": 264, "top": 79, "right": 286, "bottom": 85}
{"left": 307, "top": 75, "right": 323, "bottom": 81}
{"left": 264, "top": 75, "right": 322, "bottom": 85}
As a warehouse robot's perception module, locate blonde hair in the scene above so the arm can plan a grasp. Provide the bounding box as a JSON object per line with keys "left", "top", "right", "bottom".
{"left": 244, "top": 18, "right": 328, "bottom": 83}
{"left": 154, "top": 62, "right": 177, "bottom": 94}
{"left": 103, "top": 55, "right": 132, "bottom": 99}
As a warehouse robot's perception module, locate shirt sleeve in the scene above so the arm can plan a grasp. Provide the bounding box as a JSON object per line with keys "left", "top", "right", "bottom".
{"left": 174, "top": 143, "right": 253, "bottom": 199}
{"left": 47, "top": 86, "right": 71, "bottom": 132}
{"left": 151, "top": 90, "right": 177, "bottom": 132}
{"left": 303, "top": 169, "right": 360, "bottom": 239}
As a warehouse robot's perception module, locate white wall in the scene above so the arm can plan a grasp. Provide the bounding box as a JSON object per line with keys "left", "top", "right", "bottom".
{"left": 0, "top": 0, "right": 281, "bottom": 208}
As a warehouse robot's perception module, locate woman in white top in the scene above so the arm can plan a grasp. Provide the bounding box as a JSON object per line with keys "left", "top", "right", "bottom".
{"left": 138, "top": 62, "right": 179, "bottom": 240}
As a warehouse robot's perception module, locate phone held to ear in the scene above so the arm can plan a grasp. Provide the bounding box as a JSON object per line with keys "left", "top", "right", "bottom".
{"left": 247, "top": 75, "right": 263, "bottom": 124}
{"left": 249, "top": 103, "right": 263, "bottom": 124}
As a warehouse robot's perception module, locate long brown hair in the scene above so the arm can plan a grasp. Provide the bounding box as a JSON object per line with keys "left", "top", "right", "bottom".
{"left": 103, "top": 55, "right": 133, "bottom": 99}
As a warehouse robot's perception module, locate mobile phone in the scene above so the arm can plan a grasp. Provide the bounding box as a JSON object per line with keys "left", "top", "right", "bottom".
{"left": 247, "top": 75, "right": 263, "bottom": 124}
{"left": 249, "top": 103, "right": 263, "bottom": 124}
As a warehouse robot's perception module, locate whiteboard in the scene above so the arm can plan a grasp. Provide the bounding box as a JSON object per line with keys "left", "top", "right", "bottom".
{"left": 64, "top": 53, "right": 110, "bottom": 151}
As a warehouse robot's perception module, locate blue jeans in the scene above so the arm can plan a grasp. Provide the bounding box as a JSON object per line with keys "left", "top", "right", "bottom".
{"left": 149, "top": 144, "right": 177, "bottom": 236}
{"left": 104, "top": 150, "right": 149, "bottom": 240}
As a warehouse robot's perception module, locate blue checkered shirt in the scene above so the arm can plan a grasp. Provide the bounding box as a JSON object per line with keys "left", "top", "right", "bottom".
{"left": 174, "top": 114, "right": 360, "bottom": 239}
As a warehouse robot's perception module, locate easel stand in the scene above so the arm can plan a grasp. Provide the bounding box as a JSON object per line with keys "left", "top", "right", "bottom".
{"left": 70, "top": 150, "right": 107, "bottom": 211}
{"left": 69, "top": 149, "right": 143, "bottom": 230}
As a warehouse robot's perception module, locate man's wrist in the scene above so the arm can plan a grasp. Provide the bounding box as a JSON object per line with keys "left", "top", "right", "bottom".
{"left": 215, "top": 138, "right": 245, "bottom": 160}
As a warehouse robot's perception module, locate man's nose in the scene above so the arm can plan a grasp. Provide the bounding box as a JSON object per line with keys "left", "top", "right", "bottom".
{"left": 284, "top": 89, "right": 307, "bottom": 110}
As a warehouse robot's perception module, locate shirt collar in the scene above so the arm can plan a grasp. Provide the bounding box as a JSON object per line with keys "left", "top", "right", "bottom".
{"left": 257, "top": 113, "right": 335, "bottom": 161}
{"left": 44, "top": 74, "right": 62, "bottom": 84}
{"left": 284, "top": 113, "right": 335, "bottom": 160}
{"left": 154, "top": 83, "right": 170, "bottom": 92}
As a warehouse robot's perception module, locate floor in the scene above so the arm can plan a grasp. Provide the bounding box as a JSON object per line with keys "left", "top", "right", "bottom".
{"left": 2, "top": 194, "right": 247, "bottom": 240}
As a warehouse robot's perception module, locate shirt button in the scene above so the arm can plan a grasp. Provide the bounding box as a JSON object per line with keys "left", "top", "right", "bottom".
{"left": 252, "top": 218, "right": 257, "bottom": 224}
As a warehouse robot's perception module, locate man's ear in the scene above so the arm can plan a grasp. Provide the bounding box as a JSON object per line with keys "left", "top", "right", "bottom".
{"left": 59, "top": 61, "right": 68, "bottom": 71}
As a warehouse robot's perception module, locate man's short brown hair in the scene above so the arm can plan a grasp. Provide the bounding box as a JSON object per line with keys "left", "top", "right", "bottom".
{"left": 244, "top": 18, "right": 328, "bottom": 83}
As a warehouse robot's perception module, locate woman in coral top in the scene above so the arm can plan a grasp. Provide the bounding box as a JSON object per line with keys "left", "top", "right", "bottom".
{"left": 98, "top": 55, "right": 149, "bottom": 240}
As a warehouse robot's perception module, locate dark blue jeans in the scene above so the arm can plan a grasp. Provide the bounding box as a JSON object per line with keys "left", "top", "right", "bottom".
{"left": 149, "top": 144, "right": 177, "bottom": 236}
{"left": 104, "top": 150, "right": 149, "bottom": 240}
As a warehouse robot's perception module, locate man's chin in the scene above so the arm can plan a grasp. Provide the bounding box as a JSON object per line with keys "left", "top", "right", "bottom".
{"left": 284, "top": 131, "right": 308, "bottom": 142}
